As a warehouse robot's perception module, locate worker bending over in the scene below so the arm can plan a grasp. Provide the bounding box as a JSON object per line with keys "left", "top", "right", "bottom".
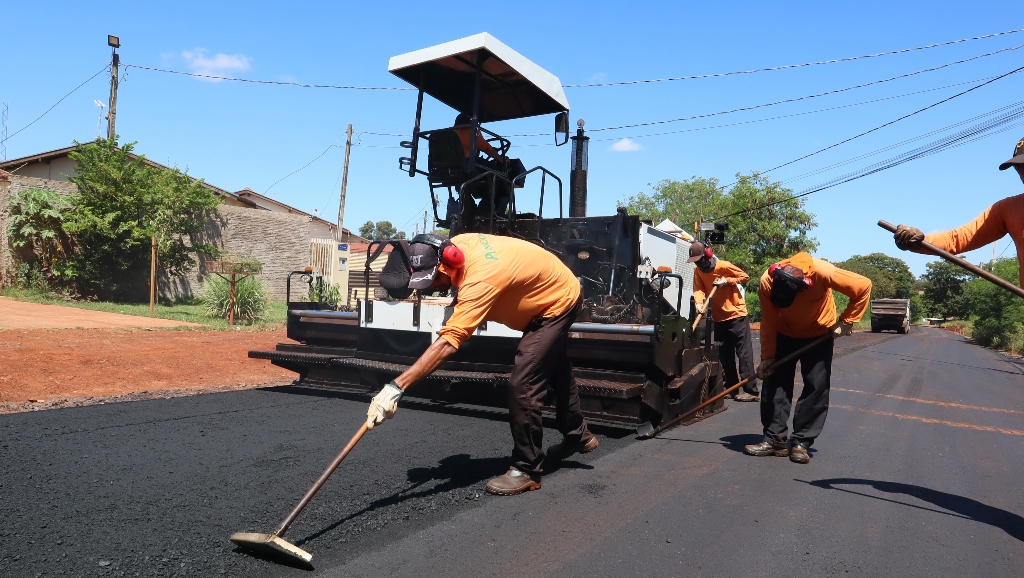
{"left": 745, "top": 252, "right": 871, "bottom": 464}
{"left": 689, "top": 242, "right": 759, "bottom": 402}
{"left": 893, "top": 136, "right": 1024, "bottom": 285}
{"left": 366, "top": 233, "right": 596, "bottom": 496}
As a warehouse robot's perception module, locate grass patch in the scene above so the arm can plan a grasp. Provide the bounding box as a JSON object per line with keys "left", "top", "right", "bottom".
{"left": 1, "top": 286, "right": 287, "bottom": 331}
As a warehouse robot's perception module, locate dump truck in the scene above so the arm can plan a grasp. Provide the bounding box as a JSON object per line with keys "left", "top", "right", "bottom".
{"left": 249, "top": 33, "right": 728, "bottom": 429}
{"left": 870, "top": 298, "right": 911, "bottom": 334}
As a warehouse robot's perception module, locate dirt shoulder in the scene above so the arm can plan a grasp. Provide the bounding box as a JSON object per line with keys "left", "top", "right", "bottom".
{"left": 0, "top": 296, "right": 202, "bottom": 329}
{"left": 0, "top": 328, "right": 294, "bottom": 412}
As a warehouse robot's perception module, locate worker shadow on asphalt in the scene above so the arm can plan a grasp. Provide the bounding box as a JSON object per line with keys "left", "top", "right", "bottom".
{"left": 293, "top": 453, "right": 596, "bottom": 548}
{"left": 800, "top": 478, "right": 1024, "bottom": 542}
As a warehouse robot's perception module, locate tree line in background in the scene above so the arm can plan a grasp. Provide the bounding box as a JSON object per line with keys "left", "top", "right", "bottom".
{"left": 625, "top": 172, "right": 1024, "bottom": 351}
{"left": 6, "top": 137, "right": 221, "bottom": 300}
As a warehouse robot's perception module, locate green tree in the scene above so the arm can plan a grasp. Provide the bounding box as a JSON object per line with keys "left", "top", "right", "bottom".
{"left": 837, "top": 253, "right": 914, "bottom": 298}
{"left": 65, "top": 137, "right": 222, "bottom": 299}
{"left": 358, "top": 220, "right": 406, "bottom": 240}
{"left": 623, "top": 172, "right": 818, "bottom": 320}
{"left": 5, "top": 188, "right": 76, "bottom": 286}
{"left": 963, "top": 258, "right": 1024, "bottom": 348}
{"left": 920, "top": 259, "right": 974, "bottom": 319}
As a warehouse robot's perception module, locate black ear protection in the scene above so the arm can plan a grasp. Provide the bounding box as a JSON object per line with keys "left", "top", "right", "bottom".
{"left": 411, "top": 234, "right": 465, "bottom": 268}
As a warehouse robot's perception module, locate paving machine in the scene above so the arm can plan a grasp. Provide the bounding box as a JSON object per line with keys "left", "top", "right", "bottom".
{"left": 250, "top": 33, "right": 726, "bottom": 428}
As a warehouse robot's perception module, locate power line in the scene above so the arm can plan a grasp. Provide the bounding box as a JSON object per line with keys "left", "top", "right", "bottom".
{"left": 586, "top": 44, "right": 1024, "bottom": 133}
{"left": 264, "top": 140, "right": 342, "bottom": 193}
{"left": 122, "top": 63, "right": 414, "bottom": 91}
{"left": 508, "top": 76, "right": 1001, "bottom": 146}
{"left": 565, "top": 28, "right": 1024, "bottom": 87}
{"left": 781, "top": 100, "right": 1024, "bottom": 184}
{"left": 0, "top": 65, "right": 110, "bottom": 145}
{"left": 720, "top": 98, "right": 1024, "bottom": 219}
{"left": 759, "top": 65, "right": 1024, "bottom": 176}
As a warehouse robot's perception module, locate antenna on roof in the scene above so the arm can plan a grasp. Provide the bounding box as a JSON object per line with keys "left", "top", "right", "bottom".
{"left": 93, "top": 100, "right": 106, "bottom": 138}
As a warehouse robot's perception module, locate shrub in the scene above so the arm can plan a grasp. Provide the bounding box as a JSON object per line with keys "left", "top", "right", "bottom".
{"left": 198, "top": 275, "right": 269, "bottom": 323}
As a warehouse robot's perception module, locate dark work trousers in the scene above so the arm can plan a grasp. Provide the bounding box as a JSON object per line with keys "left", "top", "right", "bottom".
{"left": 760, "top": 332, "right": 834, "bottom": 447}
{"left": 714, "top": 315, "right": 758, "bottom": 395}
{"left": 508, "top": 298, "right": 588, "bottom": 475}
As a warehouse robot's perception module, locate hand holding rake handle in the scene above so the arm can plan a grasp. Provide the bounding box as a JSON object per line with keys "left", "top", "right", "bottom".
{"left": 691, "top": 284, "right": 719, "bottom": 333}
{"left": 878, "top": 220, "right": 1024, "bottom": 300}
{"left": 636, "top": 332, "right": 838, "bottom": 439}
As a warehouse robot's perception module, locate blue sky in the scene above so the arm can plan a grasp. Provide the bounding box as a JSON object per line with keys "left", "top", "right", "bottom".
{"left": 3, "top": 1, "right": 1023, "bottom": 276}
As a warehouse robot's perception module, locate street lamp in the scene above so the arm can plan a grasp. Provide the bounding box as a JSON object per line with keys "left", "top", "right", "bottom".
{"left": 107, "top": 35, "right": 119, "bottom": 48}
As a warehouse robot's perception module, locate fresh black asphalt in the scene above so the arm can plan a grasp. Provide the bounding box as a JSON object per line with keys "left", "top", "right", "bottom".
{"left": 2, "top": 328, "right": 1023, "bottom": 577}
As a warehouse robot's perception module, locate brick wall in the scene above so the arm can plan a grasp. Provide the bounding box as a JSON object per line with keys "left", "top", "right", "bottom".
{"left": 166, "top": 204, "right": 312, "bottom": 300}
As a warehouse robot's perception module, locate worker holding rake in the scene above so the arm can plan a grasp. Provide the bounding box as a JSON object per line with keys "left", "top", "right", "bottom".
{"left": 892, "top": 136, "right": 1024, "bottom": 284}
{"left": 745, "top": 252, "right": 871, "bottom": 464}
{"left": 689, "top": 242, "right": 760, "bottom": 402}
{"left": 368, "top": 233, "right": 597, "bottom": 496}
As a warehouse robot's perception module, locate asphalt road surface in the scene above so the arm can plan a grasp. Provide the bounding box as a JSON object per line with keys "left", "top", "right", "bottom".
{"left": 2, "top": 327, "right": 1023, "bottom": 577}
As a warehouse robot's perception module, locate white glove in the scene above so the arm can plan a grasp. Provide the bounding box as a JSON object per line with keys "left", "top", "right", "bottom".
{"left": 831, "top": 321, "right": 854, "bottom": 338}
{"left": 366, "top": 382, "right": 404, "bottom": 429}
{"left": 695, "top": 302, "right": 707, "bottom": 315}
{"left": 713, "top": 276, "right": 729, "bottom": 287}
{"left": 756, "top": 358, "right": 775, "bottom": 380}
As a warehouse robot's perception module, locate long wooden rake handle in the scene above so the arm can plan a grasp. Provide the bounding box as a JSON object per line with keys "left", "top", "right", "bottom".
{"left": 691, "top": 284, "right": 719, "bottom": 332}
{"left": 272, "top": 423, "right": 369, "bottom": 538}
{"left": 638, "top": 333, "right": 837, "bottom": 438}
{"left": 878, "top": 220, "right": 1024, "bottom": 300}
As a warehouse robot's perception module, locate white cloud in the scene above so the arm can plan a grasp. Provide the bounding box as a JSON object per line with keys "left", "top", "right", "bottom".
{"left": 181, "top": 48, "right": 252, "bottom": 80}
{"left": 588, "top": 72, "right": 607, "bottom": 83}
{"left": 610, "top": 138, "right": 643, "bottom": 152}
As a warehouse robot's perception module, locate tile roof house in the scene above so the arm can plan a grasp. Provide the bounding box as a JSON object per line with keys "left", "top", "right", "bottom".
{"left": 0, "top": 146, "right": 366, "bottom": 299}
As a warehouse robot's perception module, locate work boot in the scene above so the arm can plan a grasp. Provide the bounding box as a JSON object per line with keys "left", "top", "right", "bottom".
{"left": 744, "top": 440, "right": 789, "bottom": 457}
{"left": 485, "top": 467, "right": 541, "bottom": 496}
{"left": 546, "top": 434, "right": 599, "bottom": 460}
{"left": 734, "top": 391, "right": 759, "bottom": 402}
{"left": 789, "top": 442, "right": 810, "bottom": 464}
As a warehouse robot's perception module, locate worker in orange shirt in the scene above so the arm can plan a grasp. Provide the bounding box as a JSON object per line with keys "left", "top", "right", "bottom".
{"left": 689, "top": 242, "right": 759, "bottom": 402}
{"left": 744, "top": 253, "right": 871, "bottom": 464}
{"left": 366, "top": 233, "right": 596, "bottom": 496}
{"left": 893, "top": 137, "right": 1024, "bottom": 284}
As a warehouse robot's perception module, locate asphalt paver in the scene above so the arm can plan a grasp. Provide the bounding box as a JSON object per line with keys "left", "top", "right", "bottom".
{"left": 3, "top": 328, "right": 1023, "bottom": 577}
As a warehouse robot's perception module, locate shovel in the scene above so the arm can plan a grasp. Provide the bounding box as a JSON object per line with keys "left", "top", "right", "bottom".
{"left": 230, "top": 423, "right": 369, "bottom": 566}
{"left": 878, "top": 220, "right": 1024, "bottom": 300}
{"left": 636, "top": 332, "right": 838, "bottom": 439}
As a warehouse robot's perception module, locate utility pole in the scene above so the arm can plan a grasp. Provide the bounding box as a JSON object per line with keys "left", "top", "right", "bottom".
{"left": 106, "top": 35, "right": 120, "bottom": 140}
{"left": 423, "top": 211, "right": 428, "bottom": 235}
{"left": 336, "top": 124, "right": 353, "bottom": 242}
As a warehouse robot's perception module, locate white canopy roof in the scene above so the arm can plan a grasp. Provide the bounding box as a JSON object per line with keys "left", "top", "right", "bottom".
{"left": 388, "top": 33, "right": 569, "bottom": 123}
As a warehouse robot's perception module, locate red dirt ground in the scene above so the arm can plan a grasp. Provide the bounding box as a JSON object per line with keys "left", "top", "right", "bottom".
{"left": 0, "top": 328, "right": 294, "bottom": 413}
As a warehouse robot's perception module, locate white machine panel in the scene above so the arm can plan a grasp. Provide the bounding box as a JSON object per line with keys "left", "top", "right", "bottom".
{"left": 639, "top": 223, "right": 695, "bottom": 314}
{"left": 360, "top": 300, "right": 522, "bottom": 339}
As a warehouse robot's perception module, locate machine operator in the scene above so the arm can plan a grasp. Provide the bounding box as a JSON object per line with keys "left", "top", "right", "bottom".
{"left": 365, "top": 233, "right": 597, "bottom": 496}
{"left": 689, "top": 242, "right": 760, "bottom": 402}
{"left": 745, "top": 252, "right": 871, "bottom": 464}
{"left": 892, "top": 136, "right": 1024, "bottom": 285}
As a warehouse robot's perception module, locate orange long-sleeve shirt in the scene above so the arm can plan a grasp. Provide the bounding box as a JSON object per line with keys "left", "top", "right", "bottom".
{"left": 437, "top": 233, "right": 581, "bottom": 349}
{"left": 693, "top": 260, "right": 749, "bottom": 322}
{"left": 454, "top": 128, "right": 498, "bottom": 159}
{"left": 758, "top": 253, "right": 872, "bottom": 360}
{"left": 917, "top": 193, "right": 1024, "bottom": 286}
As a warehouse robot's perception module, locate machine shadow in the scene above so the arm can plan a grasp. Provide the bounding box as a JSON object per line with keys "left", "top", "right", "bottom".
{"left": 262, "top": 384, "right": 634, "bottom": 439}
{"left": 801, "top": 477, "right": 1024, "bottom": 542}
{"left": 294, "top": 452, "right": 594, "bottom": 547}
